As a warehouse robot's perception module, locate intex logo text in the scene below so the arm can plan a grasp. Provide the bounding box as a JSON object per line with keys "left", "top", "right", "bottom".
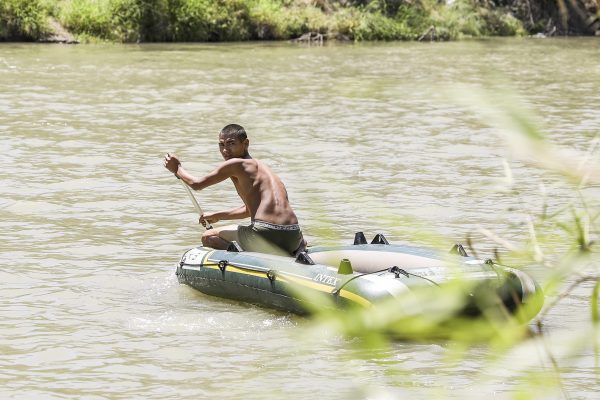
{"left": 313, "top": 274, "right": 339, "bottom": 286}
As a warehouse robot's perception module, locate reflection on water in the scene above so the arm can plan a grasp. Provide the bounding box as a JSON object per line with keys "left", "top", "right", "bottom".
{"left": 1, "top": 39, "right": 598, "bottom": 399}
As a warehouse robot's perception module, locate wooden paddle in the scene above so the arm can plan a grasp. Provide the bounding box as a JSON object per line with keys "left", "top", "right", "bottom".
{"left": 179, "top": 179, "right": 213, "bottom": 230}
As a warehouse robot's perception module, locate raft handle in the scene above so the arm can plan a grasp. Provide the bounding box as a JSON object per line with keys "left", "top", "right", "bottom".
{"left": 371, "top": 233, "right": 389, "bottom": 245}
{"left": 267, "top": 270, "right": 277, "bottom": 282}
{"left": 389, "top": 266, "right": 409, "bottom": 278}
{"left": 218, "top": 260, "right": 228, "bottom": 272}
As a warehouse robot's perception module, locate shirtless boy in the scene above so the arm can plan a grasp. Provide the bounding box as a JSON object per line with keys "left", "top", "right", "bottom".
{"left": 164, "top": 124, "right": 305, "bottom": 256}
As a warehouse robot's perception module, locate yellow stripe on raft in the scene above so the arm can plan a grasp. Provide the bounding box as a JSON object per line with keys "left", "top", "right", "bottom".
{"left": 273, "top": 274, "right": 373, "bottom": 308}
{"left": 226, "top": 266, "right": 266, "bottom": 278}
{"left": 201, "top": 250, "right": 216, "bottom": 265}
{"left": 201, "top": 259, "right": 372, "bottom": 307}
{"left": 276, "top": 274, "right": 331, "bottom": 292}
{"left": 339, "top": 289, "right": 372, "bottom": 307}
{"left": 201, "top": 263, "right": 264, "bottom": 278}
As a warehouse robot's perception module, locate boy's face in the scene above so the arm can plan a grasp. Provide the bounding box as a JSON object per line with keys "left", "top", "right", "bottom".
{"left": 218, "top": 133, "right": 248, "bottom": 160}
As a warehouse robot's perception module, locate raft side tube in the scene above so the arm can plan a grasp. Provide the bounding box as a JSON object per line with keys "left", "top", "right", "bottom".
{"left": 494, "top": 266, "right": 544, "bottom": 319}
{"left": 308, "top": 247, "right": 444, "bottom": 272}
{"left": 176, "top": 245, "right": 544, "bottom": 320}
{"left": 307, "top": 245, "right": 499, "bottom": 283}
{"left": 177, "top": 247, "right": 412, "bottom": 314}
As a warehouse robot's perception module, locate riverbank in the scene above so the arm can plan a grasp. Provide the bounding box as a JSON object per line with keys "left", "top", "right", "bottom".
{"left": 1, "top": 0, "right": 599, "bottom": 43}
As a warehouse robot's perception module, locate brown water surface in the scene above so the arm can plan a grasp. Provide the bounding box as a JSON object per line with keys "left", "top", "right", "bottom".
{"left": 1, "top": 39, "right": 599, "bottom": 399}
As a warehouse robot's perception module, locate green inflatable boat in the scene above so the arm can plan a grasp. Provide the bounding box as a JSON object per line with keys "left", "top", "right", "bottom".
{"left": 175, "top": 232, "right": 543, "bottom": 318}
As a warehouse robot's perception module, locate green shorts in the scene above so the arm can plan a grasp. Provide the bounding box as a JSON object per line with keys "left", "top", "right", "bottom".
{"left": 237, "top": 220, "right": 304, "bottom": 256}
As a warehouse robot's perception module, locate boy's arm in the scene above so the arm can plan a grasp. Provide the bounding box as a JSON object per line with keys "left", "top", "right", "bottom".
{"left": 201, "top": 204, "right": 250, "bottom": 225}
{"left": 165, "top": 154, "right": 239, "bottom": 190}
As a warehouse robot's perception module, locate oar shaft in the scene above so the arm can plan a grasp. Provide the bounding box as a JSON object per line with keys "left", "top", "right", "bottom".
{"left": 179, "top": 179, "right": 213, "bottom": 230}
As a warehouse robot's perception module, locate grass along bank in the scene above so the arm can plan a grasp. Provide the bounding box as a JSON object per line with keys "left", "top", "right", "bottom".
{"left": 1, "top": 0, "right": 529, "bottom": 42}
{"left": 0, "top": 0, "right": 51, "bottom": 41}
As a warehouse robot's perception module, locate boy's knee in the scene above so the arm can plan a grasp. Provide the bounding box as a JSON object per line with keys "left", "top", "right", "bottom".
{"left": 201, "top": 230, "right": 230, "bottom": 249}
{"left": 201, "top": 230, "right": 215, "bottom": 247}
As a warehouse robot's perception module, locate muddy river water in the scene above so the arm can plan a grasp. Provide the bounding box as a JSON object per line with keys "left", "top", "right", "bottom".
{"left": 1, "top": 38, "right": 599, "bottom": 399}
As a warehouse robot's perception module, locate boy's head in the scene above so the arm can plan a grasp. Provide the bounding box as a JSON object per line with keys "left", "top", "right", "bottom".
{"left": 219, "top": 124, "right": 249, "bottom": 160}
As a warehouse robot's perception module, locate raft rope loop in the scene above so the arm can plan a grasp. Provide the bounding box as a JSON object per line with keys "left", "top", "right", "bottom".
{"left": 202, "top": 259, "right": 277, "bottom": 282}
{"left": 331, "top": 265, "right": 440, "bottom": 296}
{"left": 481, "top": 258, "right": 510, "bottom": 282}
{"left": 179, "top": 248, "right": 194, "bottom": 267}
{"left": 177, "top": 248, "right": 197, "bottom": 278}
{"left": 403, "top": 269, "right": 440, "bottom": 287}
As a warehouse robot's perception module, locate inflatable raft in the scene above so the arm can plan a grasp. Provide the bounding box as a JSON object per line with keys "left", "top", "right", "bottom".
{"left": 175, "top": 232, "right": 543, "bottom": 319}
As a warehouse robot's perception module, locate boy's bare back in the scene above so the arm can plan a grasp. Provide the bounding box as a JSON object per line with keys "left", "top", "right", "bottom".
{"left": 230, "top": 158, "right": 298, "bottom": 226}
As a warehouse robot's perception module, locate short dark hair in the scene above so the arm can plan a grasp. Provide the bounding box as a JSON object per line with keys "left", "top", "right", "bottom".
{"left": 220, "top": 124, "right": 247, "bottom": 141}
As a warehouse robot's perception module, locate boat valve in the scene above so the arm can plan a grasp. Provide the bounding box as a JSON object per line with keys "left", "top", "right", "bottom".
{"left": 267, "top": 270, "right": 277, "bottom": 282}
{"left": 338, "top": 259, "right": 353, "bottom": 275}
{"left": 218, "top": 260, "right": 228, "bottom": 272}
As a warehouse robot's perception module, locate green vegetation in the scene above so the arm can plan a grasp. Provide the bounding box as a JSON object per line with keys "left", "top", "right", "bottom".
{"left": 5, "top": 0, "right": 599, "bottom": 43}
{"left": 0, "top": 0, "right": 537, "bottom": 42}
{"left": 0, "top": 0, "right": 50, "bottom": 40}
{"left": 300, "top": 87, "right": 599, "bottom": 397}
